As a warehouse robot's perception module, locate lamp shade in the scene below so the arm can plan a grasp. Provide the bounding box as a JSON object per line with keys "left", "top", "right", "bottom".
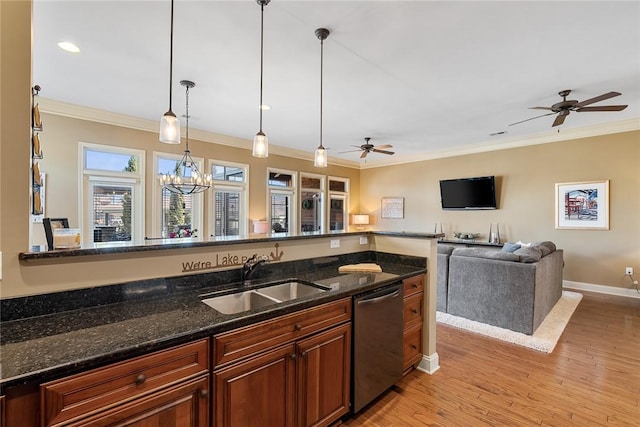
{"left": 352, "top": 214, "right": 370, "bottom": 226}
{"left": 253, "top": 132, "right": 269, "bottom": 157}
{"left": 253, "top": 220, "right": 269, "bottom": 234}
{"left": 159, "top": 113, "right": 180, "bottom": 144}
{"left": 314, "top": 146, "right": 327, "bottom": 167}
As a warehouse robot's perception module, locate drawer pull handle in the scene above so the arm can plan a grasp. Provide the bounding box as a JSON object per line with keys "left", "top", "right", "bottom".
{"left": 411, "top": 308, "right": 418, "bottom": 314}
{"left": 290, "top": 353, "right": 297, "bottom": 360}
{"left": 294, "top": 324, "right": 302, "bottom": 331}
{"left": 199, "top": 389, "right": 209, "bottom": 399}
{"left": 135, "top": 374, "right": 146, "bottom": 385}
{"left": 412, "top": 284, "right": 418, "bottom": 288}
{"left": 410, "top": 344, "right": 417, "bottom": 350}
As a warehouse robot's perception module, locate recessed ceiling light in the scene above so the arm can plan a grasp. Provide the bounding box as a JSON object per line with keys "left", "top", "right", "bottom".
{"left": 58, "top": 41, "right": 80, "bottom": 53}
{"left": 260, "top": 104, "right": 271, "bottom": 111}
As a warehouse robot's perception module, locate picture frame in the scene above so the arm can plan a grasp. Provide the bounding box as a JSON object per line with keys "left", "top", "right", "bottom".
{"left": 555, "top": 180, "right": 609, "bottom": 230}
{"left": 381, "top": 197, "right": 404, "bottom": 219}
{"left": 43, "top": 217, "right": 69, "bottom": 251}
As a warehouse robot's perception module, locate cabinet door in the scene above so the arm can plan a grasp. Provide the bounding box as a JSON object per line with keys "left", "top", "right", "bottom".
{"left": 65, "top": 375, "right": 209, "bottom": 427}
{"left": 296, "top": 323, "right": 351, "bottom": 427}
{"left": 214, "top": 344, "right": 296, "bottom": 427}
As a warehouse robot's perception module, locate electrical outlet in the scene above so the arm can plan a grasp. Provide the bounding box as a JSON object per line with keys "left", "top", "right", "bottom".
{"left": 625, "top": 267, "right": 633, "bottom": 276}
{"left": 330, "top": 239, "right": 340, "bottom": 248}
{"left": 359, "top": 236, "right": 368, "bottom": 245}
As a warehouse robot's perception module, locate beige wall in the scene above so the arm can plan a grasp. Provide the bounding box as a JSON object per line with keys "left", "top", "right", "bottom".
{"left": 361, "top": 131, "right": 640, "bottom": 289}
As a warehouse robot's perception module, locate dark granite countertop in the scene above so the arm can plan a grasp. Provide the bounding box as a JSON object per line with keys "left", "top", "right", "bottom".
{"left": 0, "top": 253, "right": 425, "bottom": 391}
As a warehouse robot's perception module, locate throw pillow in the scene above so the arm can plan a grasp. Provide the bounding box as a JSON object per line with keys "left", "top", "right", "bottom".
{"left": 501, "top": 242, "right": 521, "bottom": 253}
{"left": 532, "top": 241, "right": 556, "bottom": 257}
{"left": 516, "top": 240, "right": 532, "bottom": 248}
{"left": 514, "top": 246, "right": 543, "bottom": 263}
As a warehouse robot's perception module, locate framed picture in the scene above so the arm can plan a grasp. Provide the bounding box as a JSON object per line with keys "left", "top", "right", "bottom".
{"left": 555, "top": 180, "right": 609, "bottom": 230}
{"left": 381, "top": 197, "right": 404, "bottom": 219}
{"left": 43, "top": 217, "right": 69, "bottom": 250}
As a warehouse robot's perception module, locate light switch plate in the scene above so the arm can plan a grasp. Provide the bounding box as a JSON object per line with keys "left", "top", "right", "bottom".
{"left": 330, "top": 239, "right": 340, "bottom": 248}
{"left": 359, "top": 236, "right": 368, "bottom": 245}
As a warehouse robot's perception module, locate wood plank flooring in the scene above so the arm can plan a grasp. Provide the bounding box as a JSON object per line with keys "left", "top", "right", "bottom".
{"left": 344, "top": 291, "right": 640, "bottom": 426}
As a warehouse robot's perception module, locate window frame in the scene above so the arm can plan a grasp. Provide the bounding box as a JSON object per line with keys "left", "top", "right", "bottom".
{"left": 267, "top": 168, "right": 297, "bottom": 234}
{"left": 208, "top": 159, "right": 249, "bottom": 237}
{"left": 299, "top": 172, "right": 326, "bottom": 233}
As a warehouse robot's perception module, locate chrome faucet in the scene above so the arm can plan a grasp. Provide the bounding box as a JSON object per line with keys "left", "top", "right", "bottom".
{"left": 242, "top": 254, "right": 270, "bottom": 283}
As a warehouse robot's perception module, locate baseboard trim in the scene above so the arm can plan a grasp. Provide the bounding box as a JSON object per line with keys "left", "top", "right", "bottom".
{"left": 416, "top": 352, "right": 440, "bottom": 374}
{"left": 563, "top": 280, "right": 640, "bottom": 299}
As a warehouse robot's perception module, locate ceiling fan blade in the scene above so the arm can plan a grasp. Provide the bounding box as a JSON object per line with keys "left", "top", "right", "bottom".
{"left": 338, "top": 149, "right": 362, "bottom": 154}
{"left": 360, "top": 151, "right": 368, "bottom": 159}
{"left": 529, "top": 106, "right": 554, "bottom": 111}
{"left": 374, "top": 144, "right": 393, "bottom": 149}
{"left": 372, "top": 149, "right": 395, "bottom": 155}
{"left": 575, "top": 91, "right": 621, "bottom": 108}
{"left": 576, "top": 105, "right": 628, "bottom": 112}
{"left": 508, "top": 112, "right": 556, "bottom": 126}
{"left": 552, "top": 113, "right": 567, "bottom": 127}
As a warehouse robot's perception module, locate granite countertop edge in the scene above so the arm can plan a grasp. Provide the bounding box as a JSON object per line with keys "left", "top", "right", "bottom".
{"left": 0, "top": 264, "right": 425, "bottom": 391}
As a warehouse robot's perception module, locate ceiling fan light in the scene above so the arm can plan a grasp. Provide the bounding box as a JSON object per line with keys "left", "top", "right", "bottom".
{"left": 314, "top": 146, "right": 327, "bottom": 168}
{"left": 253, "top": 132, "right": 269, "bottom": 157}
{"left": 159, "top": 112, "right": 181, "bottom": 144}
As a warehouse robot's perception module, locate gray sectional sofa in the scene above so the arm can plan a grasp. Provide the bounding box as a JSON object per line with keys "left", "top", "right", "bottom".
{"left": 437, "top": 241, "right": 563, "bottom": 335}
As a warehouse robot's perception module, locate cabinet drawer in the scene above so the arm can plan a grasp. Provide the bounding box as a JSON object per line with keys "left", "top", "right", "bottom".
{"left": 402, "top": 275, "right": 424, "bottom": 297}
{"left": 214, "top": 298, "right": 351, "bottom": 367}
{"left": 403, "top": 323, "right": 423, "bottom": 371}
{"left": 42, "top": 339, "right": 209, "bottom": 427}
{"left": 403, "top": 292, "right": 423, "bottom": 328}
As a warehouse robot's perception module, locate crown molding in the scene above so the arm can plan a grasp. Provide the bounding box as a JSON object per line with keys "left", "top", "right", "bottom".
{"left": 360, "top": 117, "right": 640, "bottom": 169}
{"left": 39, "top": 98, "right": 637, "bottom": 171}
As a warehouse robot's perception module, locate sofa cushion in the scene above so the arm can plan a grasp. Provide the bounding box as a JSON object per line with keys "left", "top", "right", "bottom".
{"left": 532, "top": 241, "right": 557, "bottom": 257}
{"left": 514, "top": 246, "right": 543, "bottom": 263}
{"left": 501, "top": 242, "right": 521, "bottom": 253}
{"left": 438, "top": 244, "right": 456, "bottom": 255}
{"left": 452, "top": 247, "right": 520, "bottom": 262}
{"left": 516, "top": 240, "right": 532, "bottom": 248}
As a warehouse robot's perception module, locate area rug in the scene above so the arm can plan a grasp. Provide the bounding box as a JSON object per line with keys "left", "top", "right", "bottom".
{"left": 436, "top": 291, "right": 583, "bottom": 353}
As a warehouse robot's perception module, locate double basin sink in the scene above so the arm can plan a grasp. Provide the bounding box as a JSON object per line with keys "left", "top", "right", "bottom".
{"left": 201, "top": 280, "right": 330, "bottom": 314}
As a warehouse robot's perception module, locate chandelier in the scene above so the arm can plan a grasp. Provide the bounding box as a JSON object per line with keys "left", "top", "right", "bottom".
{"left": 161, "top": 80, "right": 212, "bottom": 195}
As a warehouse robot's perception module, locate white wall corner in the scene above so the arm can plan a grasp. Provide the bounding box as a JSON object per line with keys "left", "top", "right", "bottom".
{"left": 563, "top": 280, "right": 640, "bottom": 299}
{"left": 416, "top": 352, "right": 440, "bottom": 375}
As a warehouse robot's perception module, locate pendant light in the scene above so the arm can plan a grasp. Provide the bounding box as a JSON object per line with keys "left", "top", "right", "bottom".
{"left": 159, "top": 0, "right": 180, "bottom": 144}
{"left": 314, "top": 28, "right": 330, "bottom": 168}
{"left": 252, "top": 0, "right": 270, "bottom": 157}
{"left": 161, "top": 80, "right": 213, "bottom": 194}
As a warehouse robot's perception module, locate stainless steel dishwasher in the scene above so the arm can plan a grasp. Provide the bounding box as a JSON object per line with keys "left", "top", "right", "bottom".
{"left": 352, "top": 283, "right": 404, "bottom": 413}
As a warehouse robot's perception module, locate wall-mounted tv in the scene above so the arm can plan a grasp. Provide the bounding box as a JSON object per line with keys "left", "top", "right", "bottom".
{"left": 439, "top": 176, "right": 497, "bottom": 210}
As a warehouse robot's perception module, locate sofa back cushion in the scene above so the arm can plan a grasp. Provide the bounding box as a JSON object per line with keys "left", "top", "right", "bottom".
{"left": 437, "top": 244, "right": 456, "bottom": 255}
{"left": 452, "top": 247, "right": 520, "bottom": 262}
{"left": 532, "top": 241, "right": 557, "bottom": 257}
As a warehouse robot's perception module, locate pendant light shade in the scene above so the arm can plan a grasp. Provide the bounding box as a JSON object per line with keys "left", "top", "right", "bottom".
{"left": 314, "top": 28, "right": 330, "bottom": 168}
{"left": 253, "top": 0, "right": 270, "bottom": 158}
{"left": 159, "top": 0, "right": 180, "bottom": 144}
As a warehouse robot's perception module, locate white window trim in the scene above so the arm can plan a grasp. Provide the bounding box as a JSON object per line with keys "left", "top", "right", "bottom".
{"left": 152, "top": 151, "right": 205, "bottom": 239}
{"left": 328, "top": 176, "right": 350, "bottom": 232}
{"left": 299, "top": 172, "right": 326, "bottom": 233}
{"left": 208, "top": 159, "right": 249, "bottom": 237}
{"left": 79, "top": 142, "right": 145, "bottom": 245}
{"left": 268, "top": 168, "right": 297, "bottom": 233}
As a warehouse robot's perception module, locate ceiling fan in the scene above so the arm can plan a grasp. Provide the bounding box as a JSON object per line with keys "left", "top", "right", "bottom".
{"left": 509, "top": 90, "right": 628, "bottom": 127}
{"left": 340, "top": 137, "right": 395, "bottom": 159}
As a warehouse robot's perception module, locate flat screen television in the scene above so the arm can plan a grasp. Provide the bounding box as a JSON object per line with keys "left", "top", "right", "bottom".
{"left": 439, "top": 176, "right": 497, "bottom": 210}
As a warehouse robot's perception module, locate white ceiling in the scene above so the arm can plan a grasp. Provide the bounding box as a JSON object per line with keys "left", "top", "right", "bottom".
{"left": 33, "top": 1, "right": 640, "bottom": 168}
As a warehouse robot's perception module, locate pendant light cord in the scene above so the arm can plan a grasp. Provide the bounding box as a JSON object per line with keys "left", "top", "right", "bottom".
{"left": 319, "top": 36, "right": 324, "bottom": 149}
{"left": 259, "top": 2, "right": 265, "bottom": 132}
{"left": 168, "top": 0, "right": 175, "bottom": 113}
{"left": 185, "top": 84, "right": 190, "bottom": 152}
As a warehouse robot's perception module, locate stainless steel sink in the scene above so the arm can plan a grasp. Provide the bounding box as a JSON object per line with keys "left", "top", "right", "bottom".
{"left": 201, "top": 290, "right": 280, "bottom": 314}
{"left": 200, "top": 280, "right": 329, "bottom": 314}
{"left": 255, "top": 281, "right": 329, "bottom": 301}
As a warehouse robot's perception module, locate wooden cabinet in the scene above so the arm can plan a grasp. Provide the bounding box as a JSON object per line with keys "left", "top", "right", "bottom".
{"left": 402, "top": 275, "right": 424, "bottom": 373}
{"left": 41, "top": 339, "right": 210, "bottom": 427}
{"left": 213, "top": 298, "right": 351, "bottom": 427}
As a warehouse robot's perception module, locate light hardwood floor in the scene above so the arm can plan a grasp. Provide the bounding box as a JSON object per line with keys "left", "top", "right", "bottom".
{"left": 344, "top": 291, "right": 640, "bottom": 426}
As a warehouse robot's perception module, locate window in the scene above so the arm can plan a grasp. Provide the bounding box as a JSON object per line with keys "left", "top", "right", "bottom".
{"left": 80, "top": 143, "right": 144, "bottom": 244}
{"left": 154, "top": 153, "right": 202, "bottom": 238}
{"left": 209, "top": 161, "right": 248, "bottom": 237}
{"left": 300, "top": 173, "right": 325, "bottom": 233}
{"left": 268, "top": 169, "right": 296, "bottom": 233}
{"left": 328, "top": 177, "right": 349, "bottom": 231}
